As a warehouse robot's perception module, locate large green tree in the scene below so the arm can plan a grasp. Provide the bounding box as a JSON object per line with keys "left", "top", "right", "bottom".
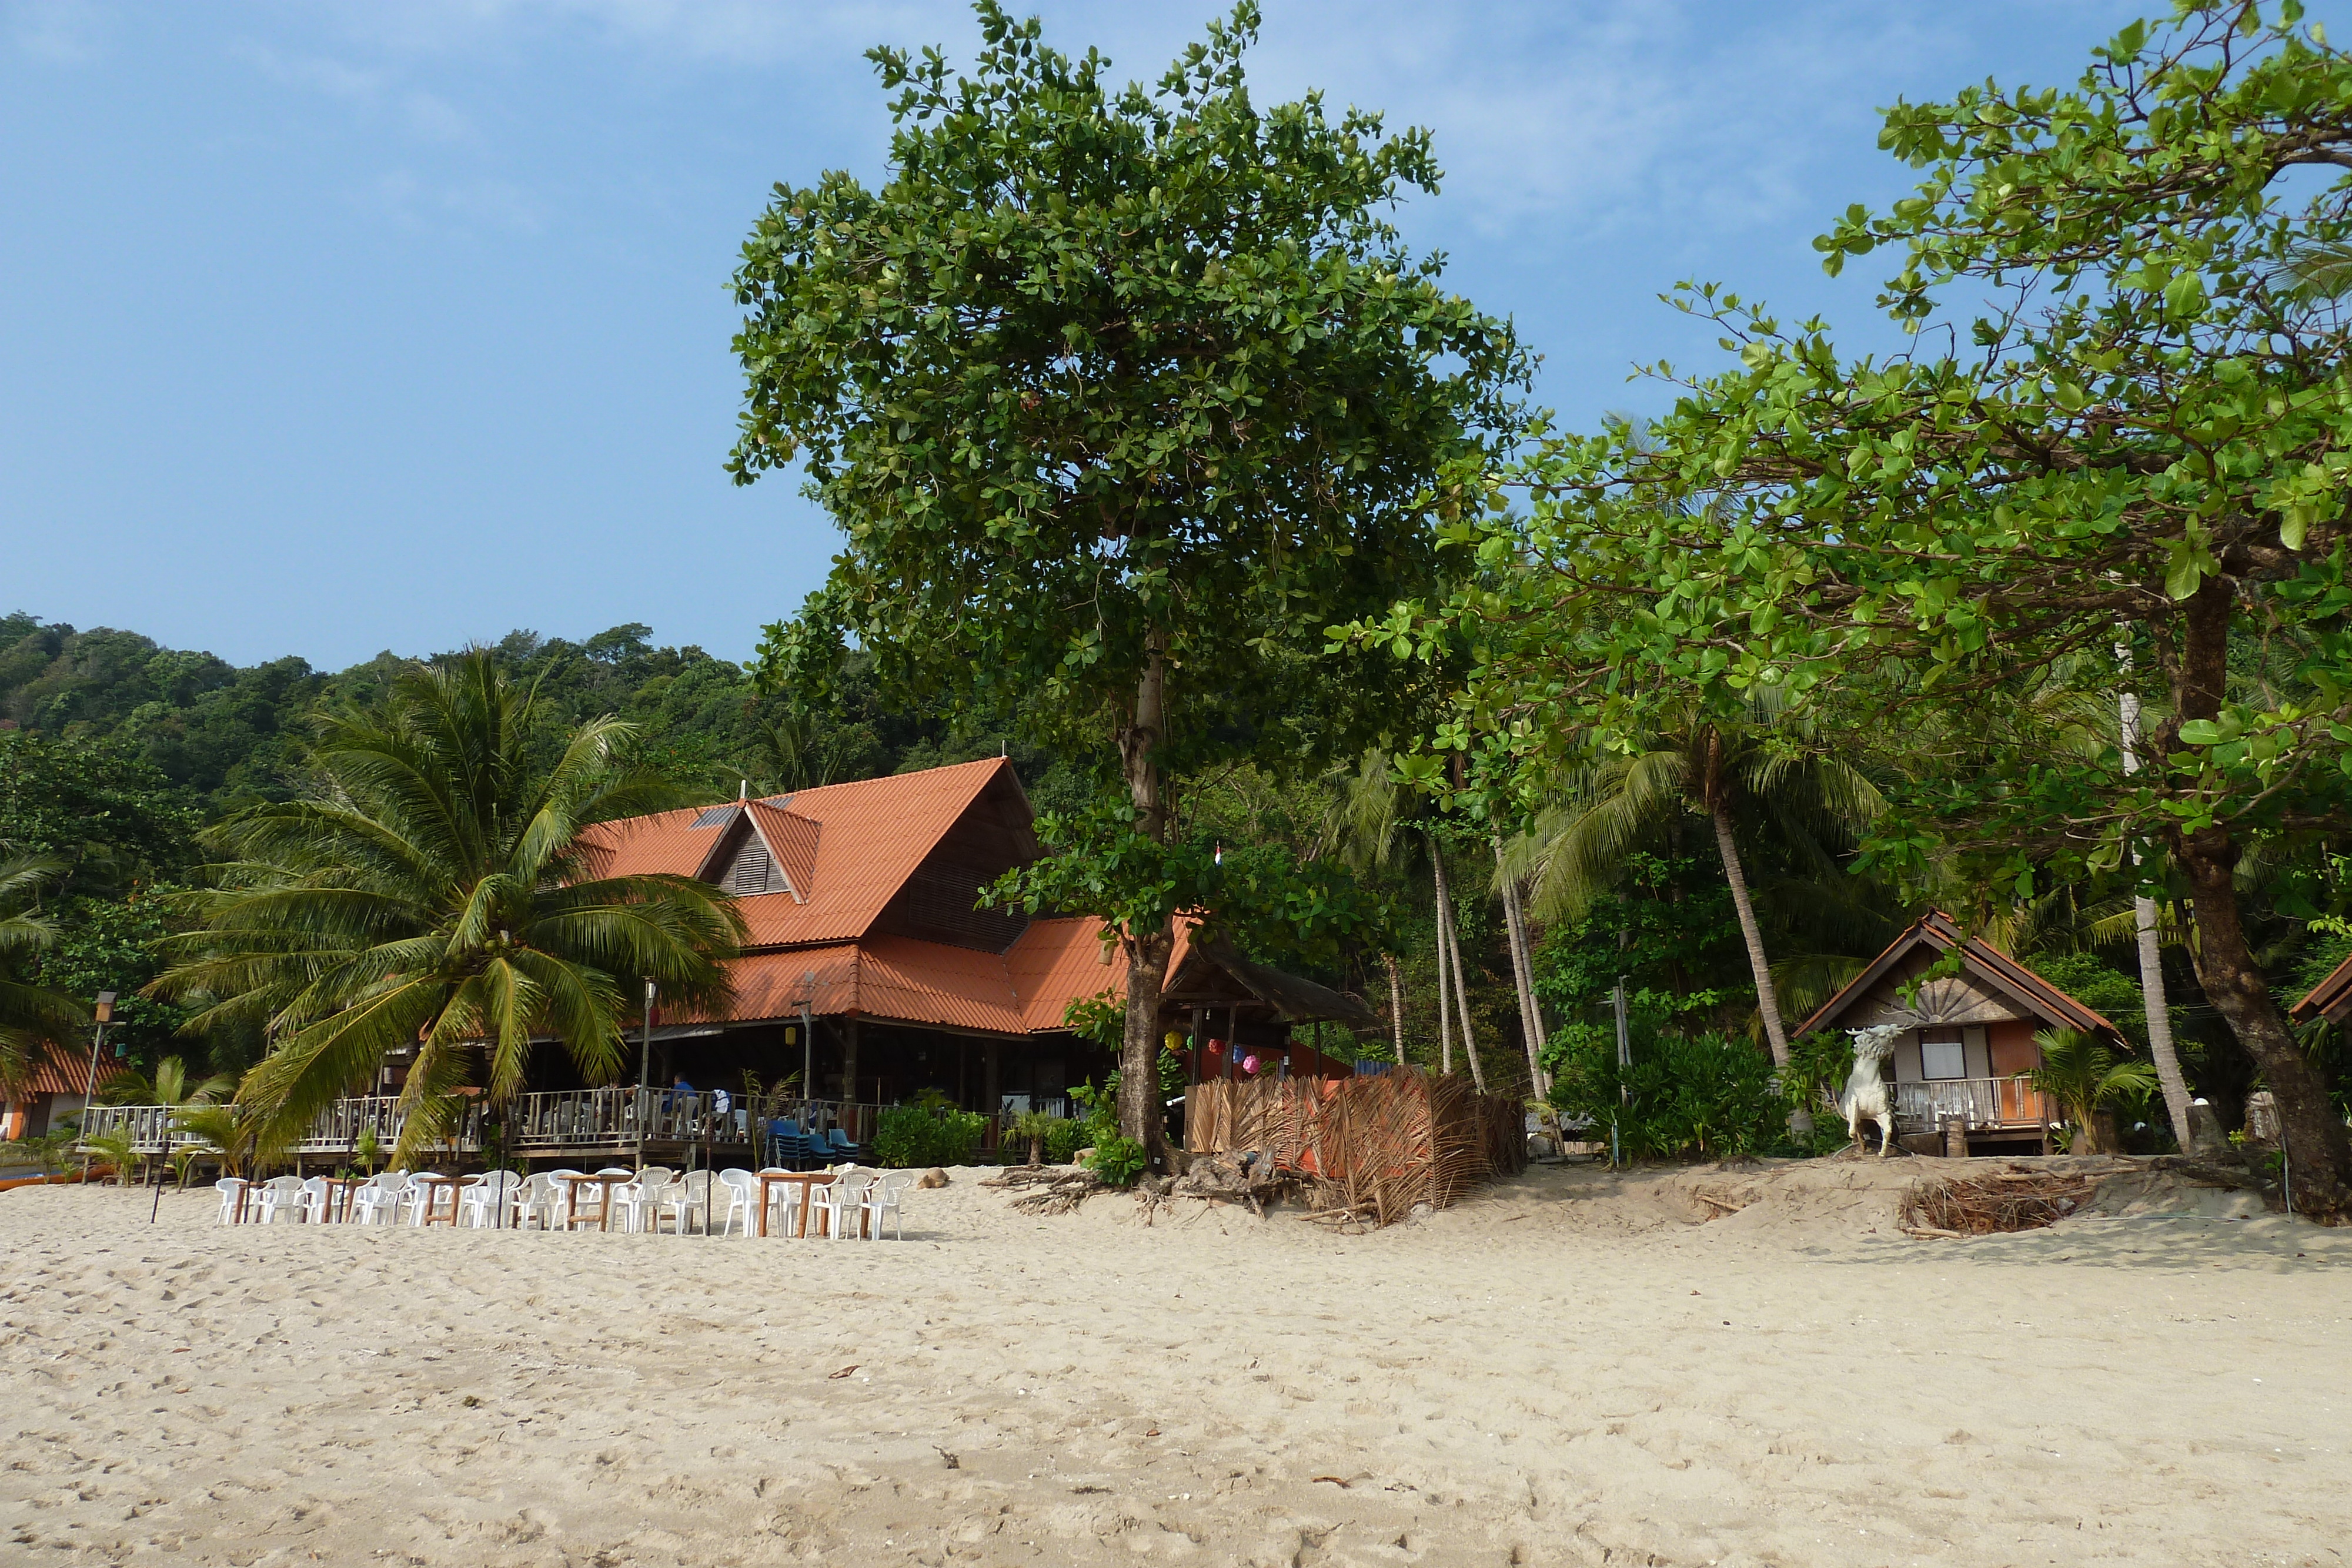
{"left": 149, "top": 653, "right": 744, "bottom": 1165}
{"left": 731, "top": 1, "right": 1525, "bottom": 1156}
{"left": 1367, "top": 3, "right": 2352, "bottom": 1213}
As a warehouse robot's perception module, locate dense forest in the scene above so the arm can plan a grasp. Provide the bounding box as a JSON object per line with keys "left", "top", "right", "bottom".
{"left": 9, "top": 603, "right": 2326, "bottom": 1149}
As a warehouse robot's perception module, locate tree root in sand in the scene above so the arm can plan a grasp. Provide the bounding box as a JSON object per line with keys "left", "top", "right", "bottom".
{"left": 981, "top": 1165, "right": 1112, "bottom": 1216}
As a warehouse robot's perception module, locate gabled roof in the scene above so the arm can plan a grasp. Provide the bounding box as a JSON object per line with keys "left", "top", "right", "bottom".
{"left": 1793, "top": 910, "right": 2122, "bottom": 1042}
{"left": 1169, "top": 936, "right": 1384, "bottom": 1035}
{"left": 576, "top": 757, "right": 1022, "bottom": 951}
{"left": 2291, "top": 950, "right": 2352, "bottom": 1027}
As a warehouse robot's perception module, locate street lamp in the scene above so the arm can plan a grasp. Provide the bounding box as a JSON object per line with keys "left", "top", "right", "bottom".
{"left": 79, "top": 991, "right": 117, "bottom": 1182}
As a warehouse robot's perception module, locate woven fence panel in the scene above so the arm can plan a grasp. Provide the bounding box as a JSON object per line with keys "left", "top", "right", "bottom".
{"left": 1188, "top": 1069, "right": 1525, "bottom": 1223}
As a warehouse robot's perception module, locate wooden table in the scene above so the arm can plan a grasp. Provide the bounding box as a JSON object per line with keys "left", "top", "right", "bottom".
{"left": 557, "top": 1172, "right": 633, "bottom": 1232}
{"left": 411, "top": 1175, "right": 463, "bottom": 1226}
{"left": 317, "top": 1176, "right": 365, "bottom": 1223}
{"left": 757, "top": 1171, "right": 834, "bottom": 1238}
{"left": 756, "top": 1171, "right": 873, "bottom": 1238}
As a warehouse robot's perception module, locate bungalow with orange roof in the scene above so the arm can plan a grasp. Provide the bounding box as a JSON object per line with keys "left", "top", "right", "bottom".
{"left": 538, "top": 758, "right": 1374, "bottom": 1133}
{"left": 1794, "top": 911, "right": 2127, "bottom": 1155}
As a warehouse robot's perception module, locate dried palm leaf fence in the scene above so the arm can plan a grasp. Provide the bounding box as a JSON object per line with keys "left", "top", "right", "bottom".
{"left": 1185, "top": 1068, "right": 1527, "bottom": 1226}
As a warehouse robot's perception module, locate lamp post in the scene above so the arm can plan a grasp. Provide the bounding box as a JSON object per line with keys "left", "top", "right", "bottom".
{"left": 79, "top": 991, "right": 117, "bottom": 1182}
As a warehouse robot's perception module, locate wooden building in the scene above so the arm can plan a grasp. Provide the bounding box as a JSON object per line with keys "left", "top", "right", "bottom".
{"left": 1793, "top": 911, "right": 2124, "bottom": 1154}
{"left": 572, "top": 758, "right": 1376, "bottom": 1121}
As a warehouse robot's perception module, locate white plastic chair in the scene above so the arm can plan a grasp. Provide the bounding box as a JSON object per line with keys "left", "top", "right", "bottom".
{"left": 714, "top": 1169, "right": 758, "bottom": 1237}
{"left": 540, "top": 1169, "right": 586, "bottom": 1229}
{"left": 295, "top": 1175, "right": 332, "bottom": 1223}
{"left": 663, "top": 1170, "right": 711, "bottom": 1235}
{"left": 860, "top": 1173, "right": 907, "bottom": 1241}
{"left": 403, "top": 1172, "right": 450, "bottom": 1226}
{"left": 811, "top": 1171, "right": 872, "bottom": 1241}
{"left": 352, "top": 1172, "right": 406, "bottom": 1226}
{"left": 506, "top": 1172, "right": 552, "bottom": 1229}
{"left": 253, "top": 1175, "right": 309, "bottom": 1224}
{"left": 460, "top": 1171, "right": 520, "bottom": 1228}
{"left": 612, "top": 1167, "right": 674, "bottom": 1233}
{"left": 213, "top": 1177, "right": 248, "bottom": 1225}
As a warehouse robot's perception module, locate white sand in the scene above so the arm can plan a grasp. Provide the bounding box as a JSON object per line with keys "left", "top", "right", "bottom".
{"left": 1, "top": 1159, "right": 2344, "bottom": 1567}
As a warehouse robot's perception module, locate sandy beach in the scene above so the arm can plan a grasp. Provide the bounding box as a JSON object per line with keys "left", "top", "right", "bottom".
{"left": 1, "top": 1160, "right": 2344, "bottom": 1567}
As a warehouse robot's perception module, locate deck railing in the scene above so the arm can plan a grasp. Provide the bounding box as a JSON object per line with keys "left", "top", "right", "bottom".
{"left": 81, "top": 1089, "right": 913, "bottom": 1162}
{"left": 1892, "top": 1076, "right": 2054, "bottom": 1131}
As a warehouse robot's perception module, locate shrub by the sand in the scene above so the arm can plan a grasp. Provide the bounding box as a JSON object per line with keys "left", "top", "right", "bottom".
{"left": 872, "top": 1105, "right": 990, "bottom": 1168}
{"left": 1548, "top": 1027, "right": 1788, "bottom": 1161}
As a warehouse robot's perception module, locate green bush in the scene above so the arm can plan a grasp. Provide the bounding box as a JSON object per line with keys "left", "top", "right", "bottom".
{"left": 1548, "top": 1029, "right": 1785, "bottom": 1161}
{"left": 871, "top": 1106, "right": 991, "bottom": 1168}
{"left": 1085, "top": 1135, "right": 1148, "bottom": 1187}
{"left": 1044, "top": 1116, "right": 1088, "bottom": 1165}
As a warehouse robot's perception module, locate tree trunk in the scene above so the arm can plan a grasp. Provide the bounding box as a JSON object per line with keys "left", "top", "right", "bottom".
{"left": 1493, "top": 839, "right": 1549, "bottom": 1099}
{"left": 1431, "top": 844, "right": 1485, "bottom": 1092}
{"left": 2168, "top": 579, "right": 2349, "bottom": 1215}
{"left": 1384, "top": 952, "right": 1406, "bottom": 1065}
{"left": 1708, "top": 802, "right": 1790, "bottom": 1068}
{"left": 2117, "top": 690, "right": 2195, "bottom": 1152}
{"left": 1115, "top": 643, "right": 1172, "bottom": 1170}
{"left": 1428, "top": 833, "right": 1453, "bottom": 1075}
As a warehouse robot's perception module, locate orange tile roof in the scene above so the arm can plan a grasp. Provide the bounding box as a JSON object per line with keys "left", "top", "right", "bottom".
{"left": 577, "top": 757, "right": 1015, "bottom": 951}
{"left": 1007, "top": 916, "right": 1122, "bottom": 1032}
{"left": 744, "top": 799, "right": 821, "bottom": 901}
{"left": 2, "top": 1058, "right": 121, "bottom": 1099}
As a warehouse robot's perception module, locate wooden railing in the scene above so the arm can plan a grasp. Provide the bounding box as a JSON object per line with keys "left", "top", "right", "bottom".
{"left": 82, "top": 1090, "right": 911, "bottom": 1162}
{"left": 1892, "top": 1077, "right": 2054, "bottom": 1130}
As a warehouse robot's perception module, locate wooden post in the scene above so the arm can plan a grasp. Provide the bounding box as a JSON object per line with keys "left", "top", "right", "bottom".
{"left": 842, "top": 1017, "right": 861, "bottom": 1107}
{"left": 1940, "top": 1114, "right": 1968, "bottom": 1160}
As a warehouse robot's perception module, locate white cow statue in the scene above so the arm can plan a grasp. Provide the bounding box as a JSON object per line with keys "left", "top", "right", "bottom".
{"left": 1839, "top": 1024, "right": 1903, "bottom": 1158}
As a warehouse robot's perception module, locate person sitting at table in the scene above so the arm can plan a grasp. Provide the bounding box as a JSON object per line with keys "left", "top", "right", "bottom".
{"left": 664, "top": 1074, "right": 696, "bottom": 1112}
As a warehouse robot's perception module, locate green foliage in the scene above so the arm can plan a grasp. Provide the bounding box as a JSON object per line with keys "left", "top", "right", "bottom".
{"left": 4, "top": 1127, "right": 76, "bottom": 1176}
{"left": 1085, "top": 1134, "right": 1148, "bottom": 1188}
{"left": 1008, "top": 1108, "right": 1061, "bottom": 1165}
{"left": 149, "top": 653, "right": 744, "bottom": 1166}
{"left": 0, "top": 854, "right": 92, "bottom": 1094}
{"left": 987, "top": 803, "right": 1394, "bottom": 965}
{"left": 2023, "top": 951, "right": 2160, "bottom": 1049}
{"left": 1531, "top": 854, "right": 1740, "bottom": 1022}
{"left": 81, "top": 1123, "right": 137, "bottom": 1186}
{"left": 1061, "top": 991, "right": 1125, "bottom": 1051}
{"left": 169, "top": 1100, "right": 283, "bottom": 1179}
{"left": 736, "top": 0, "right": 1526, "bottom": 794}
{"left": 872, "top": 1105, "right": 991, "bottom": 1168}
{"left": 2027, "top": 1027, "right": 2160, "bottom": 1151}
{"left": 1546, "top": 1028, "right": 1785, "bottom": 1161}
{"left": 1045, "top": 1116, "right": 1090, "bottom": 1165}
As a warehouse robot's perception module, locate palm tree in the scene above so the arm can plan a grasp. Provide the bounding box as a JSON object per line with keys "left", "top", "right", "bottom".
{"left": 2025, "top": 1028, "right": 2159, "bottom": 1154}
{"left": 98, "top": 1055, "right": 236, "bottom": 1109}
{"left": 169, "top": 1100, "right": 282, "bottom": 1181}
{"left": 1318, "top": 751, "right": 1486, "bottom": 1085}
{"left": 0, "top": 854, "right": 92, "bottom": 1097}
{"left": 149, "top": 652, "right": 746, "bottom": 1166}
{"left": 1506, "top": 691, "right": 1882, "bottom": 1069}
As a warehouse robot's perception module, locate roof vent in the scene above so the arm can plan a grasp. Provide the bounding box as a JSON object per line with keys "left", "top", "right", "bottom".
{"left": 691, "top": 805, "right": 740, "bottom": 828}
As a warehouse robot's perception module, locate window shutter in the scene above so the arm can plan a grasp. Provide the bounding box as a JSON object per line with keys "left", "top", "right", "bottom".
{"left": 727, "top": 841, "right": 773, "bottom": 895}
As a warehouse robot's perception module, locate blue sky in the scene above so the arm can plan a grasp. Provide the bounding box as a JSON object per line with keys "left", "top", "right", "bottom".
{"left": 3, "top": 0, "right": 2163, "bottom": 670}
